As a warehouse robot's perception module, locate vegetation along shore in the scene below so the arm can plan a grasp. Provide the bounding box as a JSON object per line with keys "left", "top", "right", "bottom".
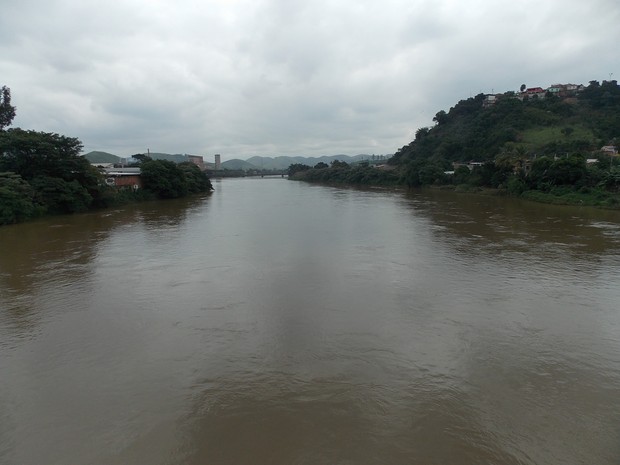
{"left": 0, "top": 86, "right": 213, "bottom": 226}
{"left": 289, "top": 80, "right": 620, "bottom": 208}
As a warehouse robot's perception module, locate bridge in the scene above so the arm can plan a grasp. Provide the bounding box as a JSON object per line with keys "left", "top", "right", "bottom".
{"left": 206, "top": 169, "right": 288, "bottom": 178}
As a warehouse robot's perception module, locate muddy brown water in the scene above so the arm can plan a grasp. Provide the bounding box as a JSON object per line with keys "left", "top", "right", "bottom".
{"left": 1, "top": 178, "right": 619, "bottom": 464}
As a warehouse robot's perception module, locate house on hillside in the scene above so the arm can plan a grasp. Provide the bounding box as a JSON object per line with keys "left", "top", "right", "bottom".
{"left": 483, "top": 94, "right": 498, "bottom": 108}
{"left": 519, "top": 87, "right": 546, "bottom": 100}
{"left": 601, "top": 145, "right": 618, "bottom": 156}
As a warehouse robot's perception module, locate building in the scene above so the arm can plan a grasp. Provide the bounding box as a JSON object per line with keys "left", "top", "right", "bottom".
{"left": 215, "top": 154, "right": 221, "bottom": 170}
{"left": 187, "top": 155, "right": 205, "bottom": 170}
{"left": 104, "top": 167, "right": 142, "bottom": 189}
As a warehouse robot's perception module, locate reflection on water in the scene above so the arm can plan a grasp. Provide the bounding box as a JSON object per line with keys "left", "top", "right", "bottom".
{"left": 1, "top": 180, "right": 619, "bottom": 465}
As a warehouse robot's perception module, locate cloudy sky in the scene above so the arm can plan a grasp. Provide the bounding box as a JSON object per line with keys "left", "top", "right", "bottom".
{"left": 2, "top": 0, "right": 619, "bottom": 161}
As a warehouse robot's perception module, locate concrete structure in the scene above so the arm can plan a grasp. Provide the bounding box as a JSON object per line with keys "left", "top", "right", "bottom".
{"left": 215, "top": 154, "right": 221, "bottom": 170}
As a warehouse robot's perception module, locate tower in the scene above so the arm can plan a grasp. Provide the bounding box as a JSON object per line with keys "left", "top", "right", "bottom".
{"left": 215, "top": 154, "right": 221, "bottom": 170}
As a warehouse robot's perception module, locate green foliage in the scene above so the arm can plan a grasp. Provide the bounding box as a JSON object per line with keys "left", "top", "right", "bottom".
{"left": 396, "top": 81, "right": 620, "bottom": 167}
{"left": 330, "top": 159, "right": 349, "bottom": 169}
{"left": 527, "top": 155, "right": 588, "bottom": 190}
{"left": 141, "top": 159, "right": 189, "bottom": 198}
{"left": 288, "top": 163, "right": 311, "bottom": 176}
{"left": 598, "top": 167, "right": 620, "bottom": 192}
{"left": 0, "top": 128, "right": 85, "bottom": 180}
{"left": 453, "top": 166, "right": 471, "bottom": 185}
{"left": 0, "top": 86, "right": 16, "bottom": 130}
{"left": 30, "top": 176, "right": 93, "bottom": 214}
{"left": 0, "top": 95, "right": 213, "bottom": 225}
{"left": 140, "top": 160, "right": 211, "bottom": 199}
{"left": 291, "top": 163, "right": 398, "bottom": 186}
{"left": 0, "top": 172, "right": 41, "bottom": 224}
{"left": 178, "top": 162, "right": 213, "bottom": 193}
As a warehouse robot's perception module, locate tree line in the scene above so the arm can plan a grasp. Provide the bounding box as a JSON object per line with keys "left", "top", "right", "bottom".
{"left": 0, "top": 86, "right": 212, "bottom": 226}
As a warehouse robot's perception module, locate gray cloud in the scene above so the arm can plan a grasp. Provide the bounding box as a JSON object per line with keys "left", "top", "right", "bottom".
{"left": 2, "top": 0, "right": 619, "bottom": 160}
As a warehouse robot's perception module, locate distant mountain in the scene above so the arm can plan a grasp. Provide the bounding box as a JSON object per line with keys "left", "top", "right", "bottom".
{"left": 244, "top": 155, "right": 375, "bottom": 170}
{"left": 221, "top": 159, "right": 257, "bottom": 170}
{"left": 83, "top": 151, "right": 121, "bottom": 163}
{"left": 83, "top": 151, "right": 386, "bottom": 170}
{"left": 147, "top": 153, "right": 190, "bottom": 163}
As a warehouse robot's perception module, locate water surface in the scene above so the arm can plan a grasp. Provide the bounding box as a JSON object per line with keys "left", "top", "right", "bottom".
{"left": 1, "top": 179, "right": 619, "bottom": 464}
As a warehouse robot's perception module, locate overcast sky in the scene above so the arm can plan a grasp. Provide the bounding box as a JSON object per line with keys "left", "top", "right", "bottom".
{"left": 2, "top": 0, "right": 619, "bottom": 161}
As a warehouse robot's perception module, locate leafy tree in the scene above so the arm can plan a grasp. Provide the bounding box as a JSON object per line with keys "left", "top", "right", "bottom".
{"left": 178, "top": 162, "right": 213, "bottom": 193}
{"left": 433, "top": 110, "right": 448, "bottom": 126}
{"left": 0, "top": 172, "right": 40, "bottom": 224}
{"left": 453, "top": 165, "right": 471, "bottom": 185}
{"left": 330, "top": 159, "right": 349, "bottom": 169}
{"left": 140, "top": 159, "right": 188, "bottom": 198}
{"left": 520, "top": 84, "right": 526, "bottom": 92}
{"left": 561, "top": 126, "right": 575, "bottom": 138}
{"left": 131, "top": 153, "right": 152, "bottom": 163}
{"left": 0, "top": 128, "right": 108, "bottom": 210}
{"left": 288, "top": 163, "right": 311, "bottom": 176}
{"left": 0, "top": 86, "right": 16, "bottom": 130}
{"left": 415, "top": 127, "right": 430, "bottom": 140}
{"left": 0, "top": 128, "right": 85, "bottom": 180}
{"left": 598, "top": 167, "right": 620, "bottom": 192}
{"left": 30, "top": 176, "right": 93, "bottom": 214}
{"left": 313, "top": 162, "right": 328, "bottom": 169}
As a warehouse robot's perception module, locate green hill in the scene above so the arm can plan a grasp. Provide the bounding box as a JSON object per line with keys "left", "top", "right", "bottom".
{"left": 391, "top": 80, "right": 620, "bottom": 166}
{"left": 221, "top": 159, "right": 257, "bottom": 170}
{"left": 83, "top": 151, "right": 121, "bottom": 163}
{"left": 292, "top": 80, "right": 620, "bottom": 205}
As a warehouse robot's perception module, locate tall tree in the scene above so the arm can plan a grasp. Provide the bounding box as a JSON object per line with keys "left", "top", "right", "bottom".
{"left": 0, "top": 85, "right": 16, "bottom": 130}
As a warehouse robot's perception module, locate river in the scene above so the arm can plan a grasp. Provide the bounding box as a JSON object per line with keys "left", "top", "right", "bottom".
{"left": 1, "top": 178, "right": 620, "bottom": 465}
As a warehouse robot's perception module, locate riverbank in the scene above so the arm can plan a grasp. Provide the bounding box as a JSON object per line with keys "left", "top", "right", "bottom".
{"left": 450, "top": 183, "right": 620, "bottom": 209}
{"left": 289, "top": 164, "right": 620, "bottom": 210}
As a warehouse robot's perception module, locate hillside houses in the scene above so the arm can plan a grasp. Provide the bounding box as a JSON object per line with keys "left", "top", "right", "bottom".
{"left": 483, "top": 83, "right": 586, "bottom": 107}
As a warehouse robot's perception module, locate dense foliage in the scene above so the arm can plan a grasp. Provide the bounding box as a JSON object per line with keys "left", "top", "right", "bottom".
{"left": 392, "top": 80, "right": 620, "bottom": 168}
{"left": 0, "top": 86, "right": 16, "bottom": 130}
{"left": 141, "top": 159, "right": 212, "bottom": 198}
{"left": 0, "top": 128, "right": 107, "bottom": 223}
{"left": 291, "top": 80, "right": 620, "bottom": 207}
{"left": 289, "top": 160, "right": 399, "bottom": 186}
{"left": 0, "top": 86, "right": 213, "bottom": 225}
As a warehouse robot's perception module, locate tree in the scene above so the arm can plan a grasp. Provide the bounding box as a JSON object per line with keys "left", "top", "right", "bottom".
{"left": 288, "top": 163, "right": 311, "bottom": 176}
{"left": 561, "top": 126, "right": 574, "bottom": 138}
{"left": 30, "top": 176, "right": 93, "bottom": 214}
{"left": 0, "top": 172, "right": 40, "bottom": 224}
{"left": 0, "top": 128, "right": 84, "bottom": 180}
{"left": 313, "top": 162, "right": 328, "bottom": 169}
{"left": 0, "top": 86, "right": 16, "bottom": 130}
{"left": 132, "top": 153, "right": 152, "bottom": 163}
{"left": 178, "top": 162, "right": 213, "bottom": 193}
{"left": 520, "top": 84, "right": 526, "bottom": 92}
{"left": 140, "top": 159, "right": 188, "bottom": 198}
{"left": 330, "top": 159, "right": 349, "bottom": 169}
{"left": 433, "top": 110, "right": 448, "bottom": 126}
{"left": 415, "top": 127, "right": 430, "bottom": 140}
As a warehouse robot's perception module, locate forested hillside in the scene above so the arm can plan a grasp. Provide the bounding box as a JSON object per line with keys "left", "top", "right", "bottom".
{"left": 391, "top": 80, "right": 620, "bottom": 166}
{"left": 290, "top": 80, "right": 620, "bottom": 207}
